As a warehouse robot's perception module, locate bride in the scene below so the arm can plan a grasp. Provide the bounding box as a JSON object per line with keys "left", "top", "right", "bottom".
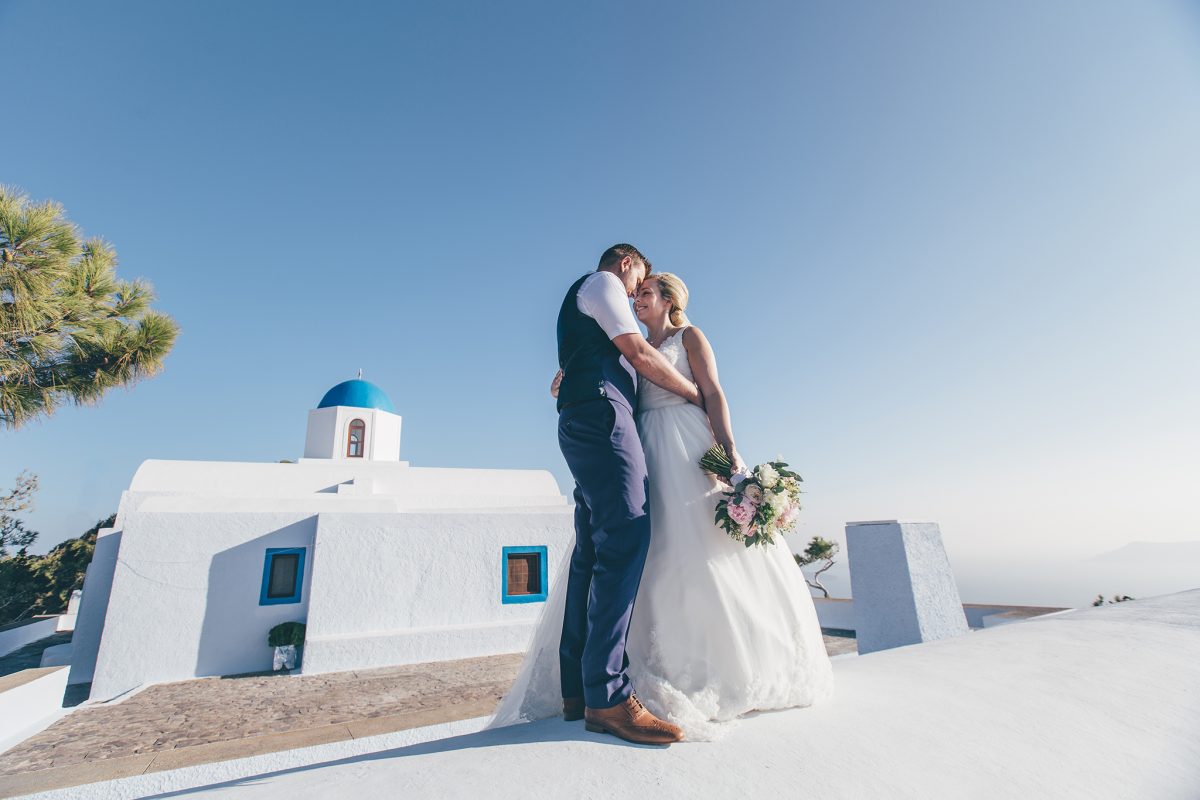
{"left": 492, "top": 272, "right": 833, "bottom": 740}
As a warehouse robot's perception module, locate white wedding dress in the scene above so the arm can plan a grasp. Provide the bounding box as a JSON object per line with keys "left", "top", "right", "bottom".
{"left": 491, "top": 329, "right": 834, "bottom": 740}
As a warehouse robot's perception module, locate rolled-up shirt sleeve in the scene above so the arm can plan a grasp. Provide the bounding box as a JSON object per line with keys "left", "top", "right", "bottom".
{"left": 576, "top": 272, "right": 642, "bottom": 340}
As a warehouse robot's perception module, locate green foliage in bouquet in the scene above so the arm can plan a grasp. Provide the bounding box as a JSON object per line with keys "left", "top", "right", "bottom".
{"left": 268, "top": 621, "right": 307, "bottom": 648}
{"left": 698, "top": 444, "right": 737, "bottom": 480}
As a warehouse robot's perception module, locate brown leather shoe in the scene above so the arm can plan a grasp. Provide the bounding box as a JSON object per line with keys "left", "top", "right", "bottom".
{"left": 563, "top": 696, "right": 585, "bottom": 721}
{"left": 584, "top": 694, "right": 684, "bottom": 745}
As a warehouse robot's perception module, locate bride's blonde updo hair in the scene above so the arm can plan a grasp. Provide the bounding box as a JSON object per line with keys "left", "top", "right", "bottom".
{"left": 654, "top": 272, "right": 690, "bottom": 326}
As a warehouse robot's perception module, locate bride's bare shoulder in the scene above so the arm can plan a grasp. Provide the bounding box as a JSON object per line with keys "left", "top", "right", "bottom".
{"left": 681, "top": 325, "right": 712, "bottom": 353}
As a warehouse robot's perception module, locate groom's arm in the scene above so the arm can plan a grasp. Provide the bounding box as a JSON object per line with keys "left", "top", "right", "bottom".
{"left": 613, "top": 334, "right": 703, "bottom": 407}
{"left": 578, "top": 271, "right": 703, "bottom": 408}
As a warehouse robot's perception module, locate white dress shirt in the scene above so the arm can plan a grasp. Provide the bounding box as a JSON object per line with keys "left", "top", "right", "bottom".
{"left": 576, "top": 271, "right": 640, "bottom": 387}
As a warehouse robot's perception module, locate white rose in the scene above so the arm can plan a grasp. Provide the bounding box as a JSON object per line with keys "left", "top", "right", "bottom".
{"left": 768, "top": 490, "right": 790, "bottom": 513}
{"left": 756, "top": 464, "right": 779, "bottom": 489}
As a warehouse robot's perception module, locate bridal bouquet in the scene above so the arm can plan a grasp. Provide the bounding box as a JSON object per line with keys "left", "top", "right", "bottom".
{"left": 699, "top": 445, "right": 803, "bottom": 548}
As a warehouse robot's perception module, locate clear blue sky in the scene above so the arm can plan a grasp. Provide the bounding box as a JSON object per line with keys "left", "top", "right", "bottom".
{"left": 4, "top": 1, "right": 1199, "bottom": 565}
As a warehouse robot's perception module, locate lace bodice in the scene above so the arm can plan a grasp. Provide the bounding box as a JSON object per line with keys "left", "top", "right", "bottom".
{"left": 638, "top": 328, "right": 692, "bottom": 412}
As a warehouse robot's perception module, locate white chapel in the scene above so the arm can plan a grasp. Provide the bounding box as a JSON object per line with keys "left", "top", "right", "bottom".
{"left": 68, "top": 379, "right": 574, "bottom": 701}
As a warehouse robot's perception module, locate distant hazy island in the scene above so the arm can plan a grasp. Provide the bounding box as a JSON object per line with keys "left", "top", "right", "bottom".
{"left": 1087, "top": 541, "right": 1200, "bottom": 563}
{"left": 798, "top": 539, "right": 1200, "bottom": 608}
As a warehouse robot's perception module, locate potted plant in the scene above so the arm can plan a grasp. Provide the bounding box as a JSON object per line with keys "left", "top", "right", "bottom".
{"left": 268, "top": 621, "right": 306, "bottom": 671}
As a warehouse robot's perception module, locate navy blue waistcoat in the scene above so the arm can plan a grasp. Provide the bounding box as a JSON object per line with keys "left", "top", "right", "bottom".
{"left": 556, "top": 273, "right": 636, "bottom": 413}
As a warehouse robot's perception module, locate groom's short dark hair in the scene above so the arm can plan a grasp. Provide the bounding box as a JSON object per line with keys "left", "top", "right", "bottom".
{"left": 598, "top": 243, "right": 652, "bottom": 275}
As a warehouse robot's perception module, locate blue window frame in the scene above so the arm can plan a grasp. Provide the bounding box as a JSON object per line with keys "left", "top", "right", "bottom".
{"left": 502, "top": 545, "right": 548, "bottom": 604}
{"left": 260, "top": 547, "right": 306, "bottom": 605}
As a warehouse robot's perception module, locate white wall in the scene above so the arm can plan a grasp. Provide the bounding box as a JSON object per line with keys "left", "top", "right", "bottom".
{"left": 303, "top": 407, "right": 403, "bottom": 462}
{"left": 55, "top": 590, "right": 82, "bottom": 633}
{"left": 127, "top": 460, "right": 566, "bottom": 509}
{"left": 89, "top": 504, "right": 575, "bottom": 696}
{"left": 846, "top": 521, "right": 969, "bottom": 654}
{"left": 0, "top": 617, "right": 60, "bottom": 658}
{"left": 302, "top": 508, "right": 574, "bottom": 674}
{"left": 302, "top": 407, "right": 338, "bottom": 459}
{"left": 82, "top": 456, "right": 574, "bottom": 698}
{"left": 40, "top": 642, "right": 72, "bottom": 667}
{"left": 0, "top": 667, "right": 68, "bottom": 754}
{"left": 811, "top": 598, "right": 855, "bottom": 631}
{"left": 68, "top": 527, "right": 122, "bottom": 685}
{"left": 89, "top": 512, "right": 318, "bottom": 700}
{"left": 369, "top": 411, "right": 402, "bottom": 462}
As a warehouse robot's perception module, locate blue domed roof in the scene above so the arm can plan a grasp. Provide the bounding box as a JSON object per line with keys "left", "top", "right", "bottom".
{"left": 317, "top": 379, "right": 396, "bottom": 413}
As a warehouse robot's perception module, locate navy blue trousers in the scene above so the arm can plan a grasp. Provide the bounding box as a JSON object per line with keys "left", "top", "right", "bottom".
{"left": 557, "top": 398, "right": 651, "bottom": 709}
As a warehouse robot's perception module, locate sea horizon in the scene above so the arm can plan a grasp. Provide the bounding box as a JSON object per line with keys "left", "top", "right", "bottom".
{"left": 802, "top": 546, "right": 1200, "bottom": 609}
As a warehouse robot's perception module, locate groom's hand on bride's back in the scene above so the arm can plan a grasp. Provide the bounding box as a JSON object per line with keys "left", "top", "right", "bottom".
{"left": 612, "top": 333, "right": 705, "bottom": 407}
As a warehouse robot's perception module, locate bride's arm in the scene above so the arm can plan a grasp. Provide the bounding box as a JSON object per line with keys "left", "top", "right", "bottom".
{"left": 682, "top": 327, "right": 746, "bottom": 474}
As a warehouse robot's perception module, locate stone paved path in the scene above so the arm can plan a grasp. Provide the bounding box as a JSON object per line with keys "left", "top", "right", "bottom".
{"left": 0, "top": 653, "right": 523, "bottom": 778}
{"left": 823, "top": 632, "right": 858, "bottom": 657}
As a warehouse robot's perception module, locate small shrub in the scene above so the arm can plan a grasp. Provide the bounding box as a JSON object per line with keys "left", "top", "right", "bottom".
{"left": 268, "top": 621, "right": 306, "bottom": 647}
{"left": 1092, "top": 594, "right": 1134, "bottom": 607}
{"left": 794, "top": 536, "right": 840, "bottom": 598}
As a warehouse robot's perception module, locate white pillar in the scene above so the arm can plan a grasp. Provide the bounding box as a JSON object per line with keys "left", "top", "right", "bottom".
{"left": 67, "top": 527, "right": 122, "bottom": 686}
{"left": 846, "top": 520, "right": 968, "bottom": 655}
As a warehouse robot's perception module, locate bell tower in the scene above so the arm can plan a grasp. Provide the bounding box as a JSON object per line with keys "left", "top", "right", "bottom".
{"left": 303, "top": 378, "right": 402, "bottom": 462}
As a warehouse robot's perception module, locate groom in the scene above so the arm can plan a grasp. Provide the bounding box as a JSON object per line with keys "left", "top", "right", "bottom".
{"left": 555, "top": 243, "right": 702, "bottom": 745}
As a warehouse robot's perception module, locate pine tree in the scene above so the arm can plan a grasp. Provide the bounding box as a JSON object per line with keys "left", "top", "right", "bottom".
{"left": 0, "top": 554, "right": 45, "bottom": 625}
{"left": 33, "top": 513, "right": 114, "bottom": 616}
{"left": 1, "top": 187, "right": 178, "bottom": 428}
{"left": 0, "top": 471, "right": 39, "bottom": 556}
{"left": 0, "top": 468, "right": 114, "bottom": 624}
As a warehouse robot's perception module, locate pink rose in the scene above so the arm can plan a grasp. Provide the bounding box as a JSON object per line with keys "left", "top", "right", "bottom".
{"left": 727, "top": 497, "right": 755, "bottom": 526}
{"left": 778, "top": 506, "right": 800, "bottom": 529}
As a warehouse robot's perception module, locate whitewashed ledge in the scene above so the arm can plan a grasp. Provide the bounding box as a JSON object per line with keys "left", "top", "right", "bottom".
{"left": 0, "top": 618, "right": 61, "bottom": 659}
{"left": 36, "top": 589, "right": 1200, "bottom": 800}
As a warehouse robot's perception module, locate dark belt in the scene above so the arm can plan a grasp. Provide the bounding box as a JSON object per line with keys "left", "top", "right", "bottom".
{"left": 558, "top": 395, "right": 608, "bottom": 411}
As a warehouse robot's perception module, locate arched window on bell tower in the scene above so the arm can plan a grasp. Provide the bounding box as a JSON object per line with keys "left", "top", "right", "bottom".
{"left": 346, "top": 419, "right": 366, "bottom": 458}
